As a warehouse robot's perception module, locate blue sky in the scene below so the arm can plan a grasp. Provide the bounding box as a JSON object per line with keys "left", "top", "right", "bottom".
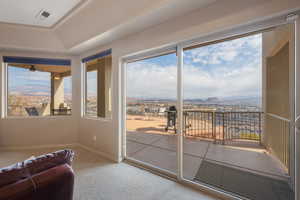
{"left": 8, "top": 66, "right": 72, "bottom": 96}
{"left": 126, "top": 33, "right": 262, "bottom": 100}
{"left": 87, "top": 71, "right": 97, "bottom": 96}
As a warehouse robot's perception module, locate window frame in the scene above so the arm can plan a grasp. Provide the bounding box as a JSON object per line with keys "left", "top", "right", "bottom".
{"left": 3, "top": 61, "right": 73, "bottom": 119}
{"left": 82, "top": 55, "right": 112, "bottom": 120}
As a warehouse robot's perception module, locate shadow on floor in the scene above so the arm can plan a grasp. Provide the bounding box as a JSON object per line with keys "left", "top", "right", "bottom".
{"left": 194, "top": 160, "right": 294, "bottom": 200}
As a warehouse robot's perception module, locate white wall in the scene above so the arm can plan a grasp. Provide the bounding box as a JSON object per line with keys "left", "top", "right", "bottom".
{"left": 78, "top": 0, "right": 300, "bottom": 162}
{"left": 0, "top": 50, "right": 81, "bottom": 148}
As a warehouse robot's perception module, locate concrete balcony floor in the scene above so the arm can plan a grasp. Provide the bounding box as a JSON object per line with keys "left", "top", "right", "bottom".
{"left": 126, "top": 131, "right": 293, "bottom": 200}
{"left": 126, "top": 131, "right": 288, "bottom": 179}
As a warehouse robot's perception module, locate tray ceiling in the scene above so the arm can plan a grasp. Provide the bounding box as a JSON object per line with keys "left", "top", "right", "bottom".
{"left": 0, "top": 0, "right": 83, "bottom": 27}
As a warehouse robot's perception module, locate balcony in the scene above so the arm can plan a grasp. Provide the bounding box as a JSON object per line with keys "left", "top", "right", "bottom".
{"left": 126, "top": 110, "right": 293, "bottom": 199}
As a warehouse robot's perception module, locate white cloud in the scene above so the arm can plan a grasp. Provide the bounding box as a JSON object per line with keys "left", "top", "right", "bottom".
{"left": 128, "top": 34, "right": 263, "bottom": 100}
{"left": 127, "top": 63, "right": 177, "bottom": 99}
{"left": 10, "top": 70, "right": 50, "bottom": 82}
{"left": 247, "top": 34, "right": 262, "bottom": 48}
{"left": 183, "top": 64, "right": 261, "bottom": 98}
{"left": 126, "top": 61, "right": 262, "bottom": 99}
{"left": 186, "top": 34, "right": 262, "bottom": 65}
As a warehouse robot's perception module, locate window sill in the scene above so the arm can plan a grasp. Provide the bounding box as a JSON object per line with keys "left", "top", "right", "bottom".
{"left": 3, "top": 115, "right": 73, "bottom": 120}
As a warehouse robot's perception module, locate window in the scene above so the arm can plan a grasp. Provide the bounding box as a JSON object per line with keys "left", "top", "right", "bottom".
{"left": 83, "top": 53, "right": 112, "bottom": 118}
{"left": 5, "top": 57, "right": 72, "bottom": 117}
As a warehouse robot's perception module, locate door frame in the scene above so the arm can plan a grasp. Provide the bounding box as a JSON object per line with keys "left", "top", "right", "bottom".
{"left": 295, "top": 16, "right": 300, "bottom": 200}
{"left": 120, "top": 11, "right": 300, "bottom": 200}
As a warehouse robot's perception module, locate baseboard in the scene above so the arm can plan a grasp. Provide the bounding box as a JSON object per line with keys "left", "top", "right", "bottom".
{"left": 0, "top": 143, "right": 77, "bottom": 151}
{"left": 0, "top": 143, "right": 117, "bottom": 162}
{"left": 75, "top": 143, "right": 116, "bottom": 162}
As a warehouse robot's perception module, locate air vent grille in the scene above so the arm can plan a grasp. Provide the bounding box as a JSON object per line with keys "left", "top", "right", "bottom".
{"left": 41, "top": 11, "right": 50, "bottom": 18}
{"left": 36, "top": 9, "right": 51, "bottom": 20}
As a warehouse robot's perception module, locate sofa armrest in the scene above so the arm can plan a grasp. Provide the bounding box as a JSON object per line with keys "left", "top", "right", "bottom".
{"left": 0, "top": 149, "right": 74, "bottom": 188}
{"left": 0, "top": 164, "right": 74, "bottom": 200}
{"left": 33, "top": 164, "right": 74, "bottom": 200}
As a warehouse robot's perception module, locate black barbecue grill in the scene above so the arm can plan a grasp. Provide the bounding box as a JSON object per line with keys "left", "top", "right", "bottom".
{"left": 165, "top": 106, "right": 177, "bottom": 133}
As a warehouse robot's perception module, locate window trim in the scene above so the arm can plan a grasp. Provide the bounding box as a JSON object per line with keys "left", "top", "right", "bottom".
{"left": 3, "top": 56, "right": 71, "bottom": 66}
{"left": 3, "top": 61, "right": 73, "bottom": 119}
{"left": 3, "top": 63, "right": 8, "bottom": 118}
{"left": 81, "top": 54, "right": 113, "bottom": 120}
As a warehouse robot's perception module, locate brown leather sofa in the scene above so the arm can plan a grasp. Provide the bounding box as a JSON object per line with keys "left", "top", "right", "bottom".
{"left": 0, "top": 149, "right": 75, "bottom": 200}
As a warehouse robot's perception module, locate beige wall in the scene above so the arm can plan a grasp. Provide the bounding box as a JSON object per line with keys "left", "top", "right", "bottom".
{"left": 0, "top": 51, "right": 81, "bottom": 148}
{"left": 261, "top": 25, "right": 295, "bottom": 186}
{"left": 263, "top": 25, "right": 292, "bottom": 121}
{"left": 54, "top": 0, "right": 173, "bottom": 49}
{"left": 40, "top": 103, "right": 51, "bottom": 116}
{"left": 96, "top": 56, "right": 112, "bottom": 118}
{"left": 0, "top": 23, "right": 65, "bottom": 52}
{"left": 52, "top": 75, "right": 65, "bottom": 110}
{"left": 0, "top": 118, "right": 77, "bottom": 147}
{"left": 79, "top": 118, "right": 113, "bottom": 157}
{"left": 105, "top": 57, "right": 112, "bottom": 118}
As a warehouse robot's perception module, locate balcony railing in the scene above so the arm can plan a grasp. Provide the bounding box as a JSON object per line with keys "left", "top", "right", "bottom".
{"left": 127, "top": 107, "right": 290, "bottom": 171}
{"left": 264, "top": 113, "right": 290, "bottom": 171}
{"left": 183, "top": 110, "right": 290, "bottom": 171}
{"left": 183, "top": 111, "right": 262, "bottom": 144}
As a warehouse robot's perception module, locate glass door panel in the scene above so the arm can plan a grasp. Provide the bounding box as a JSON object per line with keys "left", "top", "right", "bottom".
{"left": 182, "top": 24, "right": 295, "bottom": 200}
{"left": 126, "top": 52, "right": 178, "bottom": 174}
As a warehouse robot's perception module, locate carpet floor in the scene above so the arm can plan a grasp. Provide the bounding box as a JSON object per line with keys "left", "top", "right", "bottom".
{"left": 0, "top": 146, "right": 217, "bottom": 200}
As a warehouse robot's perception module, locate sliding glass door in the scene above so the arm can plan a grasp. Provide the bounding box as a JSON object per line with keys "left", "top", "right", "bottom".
{"left": 125, "top": 52, "right": 178, "bottom": 174}
{"left": 182, "top": 33, "right": 263, "bottom": 184}
{"left": 296, "top": 15, "right": 300, "bottom": 200}
{"left": 124, "top": 20, "right": 297, "bottom": 200}
{"left": 181, "top": 24, "right": 295, "bottom": 200}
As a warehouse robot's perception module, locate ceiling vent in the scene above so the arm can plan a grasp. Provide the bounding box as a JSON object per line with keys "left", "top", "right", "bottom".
{"left": 36, "top": 9, "right": 51, "bottom": 20}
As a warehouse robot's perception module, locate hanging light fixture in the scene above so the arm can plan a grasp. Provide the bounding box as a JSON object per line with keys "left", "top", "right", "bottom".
{"left": 29, "top": 65, "right": 36, "bottom": 72}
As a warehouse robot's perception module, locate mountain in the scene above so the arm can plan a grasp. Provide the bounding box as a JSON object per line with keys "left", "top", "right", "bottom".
{"left": 206, "top": 97, "right": 219, "bottom": 103}
{"left": 127, "top": 96, "right": 261, "bottom": 107}
{"left": 220, "top": 96, "right": 261, "bottom": 106}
